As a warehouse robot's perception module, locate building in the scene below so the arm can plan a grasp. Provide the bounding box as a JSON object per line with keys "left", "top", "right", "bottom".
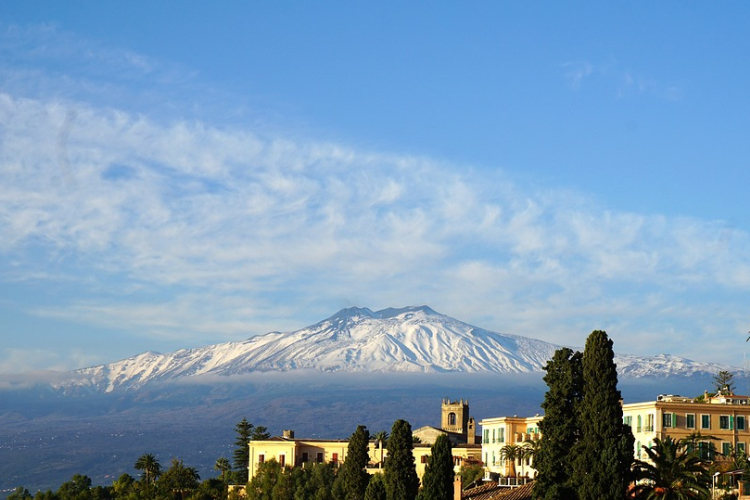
{"left": 247, "top": 429, "right": 481, "bottom": 482}
{"left": 478, "top": 415, "right": 542, "bottom": 478}
{"left": 623, "top": 392, "right": 750, "bottom": 461}
{"left": 248, "top": 399, "right": 483, "bottom": 482}
{"left": 413, "top": 398, "right": 479, "bottom": 445}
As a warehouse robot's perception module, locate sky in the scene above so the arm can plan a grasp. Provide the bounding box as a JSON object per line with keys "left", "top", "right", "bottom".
{"left": 1, "top": 2, "right": 749, "bottom": 374}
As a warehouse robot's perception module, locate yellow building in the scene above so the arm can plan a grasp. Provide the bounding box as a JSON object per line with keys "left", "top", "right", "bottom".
{"left": 248, "top": 429, "right": 482, "bottom": 482}
{"left": 478, "top": 415, "right": 542, "bottom": 478}
{"left": 622, "top": 392, "right": 750, "bottom": 461}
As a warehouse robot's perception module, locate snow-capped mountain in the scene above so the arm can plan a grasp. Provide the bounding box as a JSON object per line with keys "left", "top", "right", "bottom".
{"left": 70, "top": 306, "right": 732, "bottom": 392}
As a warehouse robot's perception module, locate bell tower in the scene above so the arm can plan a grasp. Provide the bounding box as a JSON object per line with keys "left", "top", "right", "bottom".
{"left": 441, "top": 398, "right": 470, "bottom": 437}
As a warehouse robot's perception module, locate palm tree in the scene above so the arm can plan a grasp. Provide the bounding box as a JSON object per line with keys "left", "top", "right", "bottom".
{"left": 499, "top": 444, "right": 522, "bottom": 478}
{"left": 373, "top": 430, "right": 389, "bottom": 468}
{"left": 134, "top": 453, "right": 162, "bottom": 484}
{"left": 631, "top": 436, "right": 710, "bottom": 500}
{"left": 160, "top": 458, "right": 200, "bottom": 500}
{"left": 215, "top": 457, "right": 231, "bottom": 484}
{"left": 520, "top": 439, "right": 540, "bottom": 478}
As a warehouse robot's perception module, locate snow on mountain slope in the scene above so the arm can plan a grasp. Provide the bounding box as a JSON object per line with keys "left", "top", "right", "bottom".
{"left": 70, "top": 306, "right": 733, "bottom": 392}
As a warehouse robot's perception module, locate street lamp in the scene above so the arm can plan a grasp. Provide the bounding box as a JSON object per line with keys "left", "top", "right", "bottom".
{"left": 713, "top": 471, "right": 721, "bottom": 499}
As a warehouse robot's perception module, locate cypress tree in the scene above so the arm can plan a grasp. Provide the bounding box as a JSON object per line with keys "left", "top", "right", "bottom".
{"left": 533, "top": 347, "right": 582, "bottom": 500}
{"left": 384, "top": 419, "right": 419, "bottom": 500}
{"left": 573, "top": 330, "right": 634, "bottom": 500}
{"left": 338, "top": 425, "right": 371, "bottom": 500}
{"left": 416, "top": 433, "right": 453, "bottom": 500}
{"left": 364, "top": 474, "right": 387, "bottom": 500}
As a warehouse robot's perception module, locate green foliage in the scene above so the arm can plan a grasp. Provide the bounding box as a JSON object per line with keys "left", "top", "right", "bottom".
{"left": 572, "top": 330, "right": 634, "bottom": 500}
{"left": 337, "top": 425, "right": 371, "bottom": 500}
{"left": 364, "top": 475, "right": 386, "bottom": 500}
{"left": 215, "top": 457, "right": 232, "bottom": 484}
{"left": 416, "top": 434, "right": 453, "bottom": 500}
{"left": 458, "top": 464, "right": 483, "bottom": 488}
{"left": 158, "top": 458, "right": 200, "bottom": 500}
{"left": 8, "top": 487, "right": 33, "bottom": 500}
{"left": 233, "top": 418, "right": 255, "bottom": 484}
{"left": 631, "top": 437, "right": 710, "bottom": 499}
{"left": 533, "top": 347, "right": 582, "bottom": 500}
{"left": 384, "top": 420, "right": 419, "bottom": 500}
{"left": 714, "top": 370, "right": 736, "bottom": 395}
{"left": 57, "top": 475, "right": 93, "bottom": 500}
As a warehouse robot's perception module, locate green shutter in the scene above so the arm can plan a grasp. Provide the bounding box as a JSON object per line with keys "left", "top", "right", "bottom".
{"left": 672, "top": 413, "right": 677, "bottom": 428}
{"left": 730, "top": 416, "right": 734, "bottom": 430}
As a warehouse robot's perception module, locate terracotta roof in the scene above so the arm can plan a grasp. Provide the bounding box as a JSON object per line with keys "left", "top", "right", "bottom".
{"left": 489, "top": 482, "right": 534, "bottom": 500}
{"left": 462, "top": 482, "right": 503, "bottom": 500}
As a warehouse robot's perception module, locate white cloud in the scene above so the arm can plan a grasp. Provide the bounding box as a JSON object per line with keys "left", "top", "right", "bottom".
{"left": 0, "top": 25, "right": 747, "bottom": 372}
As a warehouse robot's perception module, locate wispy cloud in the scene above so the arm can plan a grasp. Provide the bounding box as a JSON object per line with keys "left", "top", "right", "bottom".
{"left": 562, "top": 59, "right": 684, "bottom": 101}
{"left": 0, "top": 24, "right": 746, "bottom": 372}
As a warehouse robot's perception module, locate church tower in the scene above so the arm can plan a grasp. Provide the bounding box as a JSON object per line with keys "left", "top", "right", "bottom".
{"left": 441, "top": 398, "right": 470, "bottom": 439}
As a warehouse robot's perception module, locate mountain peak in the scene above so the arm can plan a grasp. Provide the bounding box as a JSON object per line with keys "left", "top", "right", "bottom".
{"left": 68, "top": 305, "right": 735, "bottom": 392}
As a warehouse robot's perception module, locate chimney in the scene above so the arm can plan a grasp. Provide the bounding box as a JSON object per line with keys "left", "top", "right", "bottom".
{"left": 283, "top": 430, "right": 295, "bottom": 439}
{"left": 454, "top": 475, "right": 462, "bottom": 500}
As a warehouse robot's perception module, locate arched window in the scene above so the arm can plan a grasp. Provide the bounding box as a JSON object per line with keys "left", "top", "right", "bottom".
{"left": 448, "top": 412, "right": 456, "bottom": 426}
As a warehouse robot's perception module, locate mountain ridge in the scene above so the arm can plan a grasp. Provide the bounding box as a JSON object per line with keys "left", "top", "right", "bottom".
{"left": 68, "top": 306, "right": 734, "bottom": 392}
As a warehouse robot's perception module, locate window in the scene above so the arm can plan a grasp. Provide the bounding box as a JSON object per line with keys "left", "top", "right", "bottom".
{"left": 484, "top": 452, "right": 488, "bottom": 466}
{"left": 484, "top": 429, "right": 489, "bottom": 442}
{"left": 646, "top": 414, "right": 655, "bottom": 432}
{"left": 720, "top": 415, "right": 731, "bottom": 430}
{"left": 637, "top": 415, "right": 642, "bottom": 432}
{"left": 686, "top": 414, "right": 695, "bottom": 429}
{"left": 499, "top": 428, "right": 505, "bottom": 443}
{"left": 739, "top": 416, "right": 746, "bottom": 431}
{"left": 279, "top": 454, "right": 286, "bottom": 467}
{"left": 699, "top": 442, "right": 715, "bottom": 460}
{"left": 723, "top": 442, "right": 732, "bottom": 456}
{"left": 421, "top": 455, "right": 428, "bottom": 464}
{"left": 738, "top": 443, "right": 746, "bottom": 454}
{"left": 448, "top": 413, "right": 457, "bottom": 426}
{"left": 492, "top": 451, "right": 496, "bottom": 466}
{"left": 332, "top": 453, "right": 339, "bottom": 464}
{"left": 258, "top": 454, "right": 265, "bottom": 464}
{"left": 316, "top": 453, "right": 324, "bottom": 463}
{"left": 663, "top": 413, "right": 675, "bottom": 428}
{"left": 624, "top": 416, "right": 632, "bottom": 427}
{"left": 701, "top": 414, "right": 711, "bottom": 429}
{"left": 301, "top": 452, "right": 308, "bottom": 463}
{"left": 492, "top": 429, "right": 496, "bottom": 443}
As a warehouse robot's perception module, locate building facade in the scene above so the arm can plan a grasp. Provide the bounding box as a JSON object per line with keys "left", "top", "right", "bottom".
{"left": 478, "top": 415, "right": 542, "bottom": 478}
{"left": 623, "top": 393, "right": 750, "bottom": 461}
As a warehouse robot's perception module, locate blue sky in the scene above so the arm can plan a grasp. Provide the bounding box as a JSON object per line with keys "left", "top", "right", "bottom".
{"left": 1, "top": 2, "right": 749, "bottom": 373}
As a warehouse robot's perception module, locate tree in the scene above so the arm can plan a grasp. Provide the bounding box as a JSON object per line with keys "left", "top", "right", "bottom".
{"left": 215, "top": 457, "right": 232, "bottom": 484}
{"left": 499, "top": 444, "right": 522, "bottom": 478}
{"left": 246, "top": 459, "right": 282, "bottom": 500}
{"left": 337, "top": 425, "right": 371, "bottom": 500}
{"left": 158, "top": 459, "right": 200, "bottom": 500}
{"left": 57, "top": 475, "right": 92, "bottom": 500}
{"left": 417, "top": 434, "right": 453, "bottom": 500}
{"left": 134, "top": 453, "right": 162, "bottom": 483}
{"left": 572, "top": 330, "right": 634, "bottom": 500}
{"left": 234, "top": 418, "right": 256, "bottom": 484}
{"left": 533, "top": 347, "right": 583, "bottom": 500}
{"left": 384, "top": 419, "right": 419, "bottom": 500}
{"left": 714, "top": 370, "right": 736, "bottom": 395}
{"left": 631, "top": 437, "right": 710, "bottom": 499}
{"left": 7, "top": 487, "right": 32, "bottom": 500}
{"left": 364, "top": 474, "right": 387, "bottom": 500}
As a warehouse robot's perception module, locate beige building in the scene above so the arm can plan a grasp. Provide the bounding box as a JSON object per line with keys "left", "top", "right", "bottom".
{"left": 248, "top": 398, "right": 483, "bottom": 482}
{"left": 479, "top": 415, "right": 542, "bottom": 478}
{"left": 248, "top": 429, "right": 481, "bottom": 481}
{"left": 623, "top": 392, "right": 750, "bottom": 460}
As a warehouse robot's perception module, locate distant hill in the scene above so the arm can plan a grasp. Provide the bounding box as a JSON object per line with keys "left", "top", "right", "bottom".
{"left": 66, "top": 306, "right": 734, "bottom": 392}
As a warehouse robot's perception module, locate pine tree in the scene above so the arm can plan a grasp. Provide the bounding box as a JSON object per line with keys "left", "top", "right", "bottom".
{"left": 416, "top": 434, "right": 453, "bottom": 500}
{"left": 573, "top": 330, "right": 634, "bottom": 500}
{"left": 338, "top": 425, "right": 371, "bottom": 500}
{"left": 713, "top": 370, "right": 736, "bottom": 395}
{"left": 533, "top": 347, "right": 583, "bottom": 500}
{"left": 233, "top": 417, "right": 255, "bottom": 484}
{"left": 384, "top": 419, "right": 419, "bottom": 500}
